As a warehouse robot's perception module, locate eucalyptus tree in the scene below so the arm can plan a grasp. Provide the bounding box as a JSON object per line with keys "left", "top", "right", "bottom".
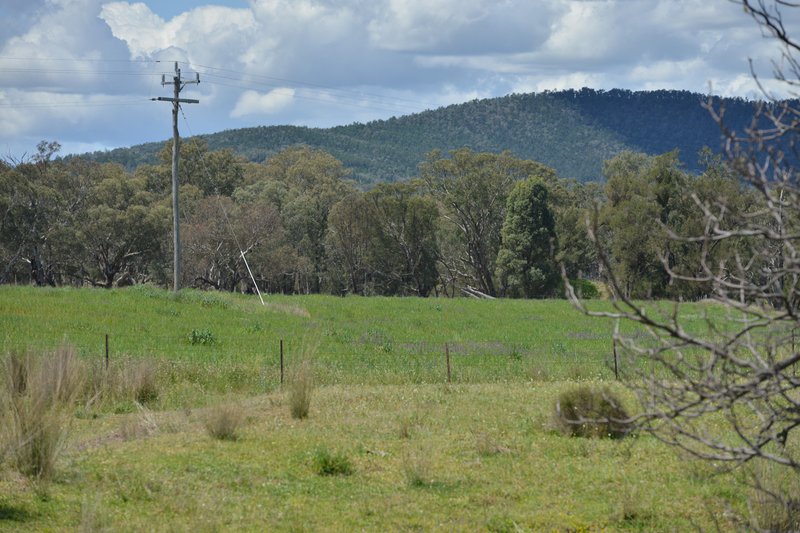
{"left": 421, "top": 148, "right": 556, "bottom": 296}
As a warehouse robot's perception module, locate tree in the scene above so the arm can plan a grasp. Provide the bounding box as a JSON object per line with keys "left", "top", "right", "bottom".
{"left": 232, "top": 146, "right": 355, "bottom": 294}
{"left": 76, "top": 164, "right": 168, "bottom": 287}
{"left": 567, "top": 1, "right": 800, "bottom": 523}
{"left": 496, "top": 178, "right": 558, "bottom": 298}
{"left": 421, "top": 148, "right": 556, "bottom": 296}
{"left": 326, "top": 193, "right": 373, "bottom": 295}
{"left": 150, "top": 138, "right": 245, "bottom": 197}
{"left": 365, "top": 181, "right": 440, "bottom": 296}
{"left": 0, "top": 142, "right": 92, "bottom": 286}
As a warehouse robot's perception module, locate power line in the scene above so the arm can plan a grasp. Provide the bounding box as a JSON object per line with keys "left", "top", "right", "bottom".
{"left": 183, "top": 61, "right": 430, "bottom": 108}
{"left": 0, "top": 99, "right": 152, "bottom": 109}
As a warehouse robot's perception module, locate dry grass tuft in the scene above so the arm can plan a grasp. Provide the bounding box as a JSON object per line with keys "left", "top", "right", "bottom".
{"left": 204, "top": 403, "right": 245, "bottom": 441}
{"left": 553, "top": 385, "right": 631, "bottom": 439}
{"left": 2, "top": 345, "right": 83, "bottom": 479}
{"left": 288, "top": 359, "right": 314, "bottom": 419}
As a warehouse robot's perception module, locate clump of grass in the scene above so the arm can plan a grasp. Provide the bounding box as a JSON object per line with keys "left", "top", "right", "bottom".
{"left": 84, "top": 357, "right": 160, "bottom": 410}
{"left": 553, "top": 385, "right": 631, "bottom": 439}
{"left": 746, "top": 461, "right": 800, "bottom": 532}
{"left": 313, "top": 447, "right": 354, "bottom": 476}
{"left": 118, "top": 403, "right": 159, "bottom": 440}
{"left": 474, "top": 431, "right": 511, "bottom": 456}
{"left": 204, "top": 403, "right": 245, "bottom": 441}
{"left": 287, "top": 336, "right": 317, "bottom": 421}
{"left": 2, "top": 345, "right": 82, "bottom": 479}
{"left": 403, "top": 447, "right": 433, "bottom": 487}
{"left": 397, "top": 412, "right": 423, "bottom": 439}
{"left": 126, "top": 359, "right": 159, "bottom": 405}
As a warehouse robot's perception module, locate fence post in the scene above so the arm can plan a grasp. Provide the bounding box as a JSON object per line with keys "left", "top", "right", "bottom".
{"left": 280, "top": 339, "right": 284, "bottom": 386}
{"left": 612, "top": 336, "right": 619, "bottom": 381}
{"left": 445, "top": 343, "right": 451, "bottom": 383}
{"left": 105, "top": 334, "right": 109, "bottom": 370}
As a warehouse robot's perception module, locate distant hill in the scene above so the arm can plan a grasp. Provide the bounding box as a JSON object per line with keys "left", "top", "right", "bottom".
{"left": 81, "top": 88, "right": 762, "bottom": 184}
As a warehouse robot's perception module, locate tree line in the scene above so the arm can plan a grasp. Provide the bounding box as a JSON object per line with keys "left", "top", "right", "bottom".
{"left": 0, "top": 140, "right": 754, "bottom": 299}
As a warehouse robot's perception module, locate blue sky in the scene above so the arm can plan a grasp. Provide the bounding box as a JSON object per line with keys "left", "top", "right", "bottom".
{"left": 1, "top": 0, "right": 799, "bottom": 159}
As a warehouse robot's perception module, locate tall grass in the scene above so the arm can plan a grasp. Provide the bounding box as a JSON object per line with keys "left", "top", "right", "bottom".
{"left": 288, "top": 359, "right": 314, "bottom": 419}
{"left": 2, "top": 345, "right": 82, "bottom": 479}
{"left": 204, "top": 403, "right": 245, "bottom": 441}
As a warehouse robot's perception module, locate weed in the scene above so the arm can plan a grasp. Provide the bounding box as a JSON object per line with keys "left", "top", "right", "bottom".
{"left": 313, "top": 447, "right": 354, "bottom": 476}
{"left": 553, "top": 385, "right": 631, "bottom": 439}
{"left": 188, "top": 329, "right": 217, "bottom": 346}
{"left": 204, "top": 403, "right": 245, "bottom": 441}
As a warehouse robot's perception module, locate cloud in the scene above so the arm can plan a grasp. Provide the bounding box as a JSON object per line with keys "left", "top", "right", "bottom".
{"left": 231, "top": 88, "right": 295, "bottom": 117}
{"left": 3, "top": 0, "right": 800, "bottom": 159}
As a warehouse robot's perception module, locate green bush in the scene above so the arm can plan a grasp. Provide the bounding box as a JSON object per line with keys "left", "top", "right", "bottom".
{"left": 313, "top": 447, "right": 353, "bottom": 476}
{"left": 553, "top": 385, "right": 631, "bottom": 439}
{"left": 558, "top": 279, "right": 600, "bottom": 299}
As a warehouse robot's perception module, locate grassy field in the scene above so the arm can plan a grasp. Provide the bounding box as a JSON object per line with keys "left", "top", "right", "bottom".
{"left": 0, "top": 286, "right": 748, "bottom": 531}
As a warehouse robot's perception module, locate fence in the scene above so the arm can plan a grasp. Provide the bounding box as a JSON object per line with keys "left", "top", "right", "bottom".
{"left": 0, "top": 331, "right": 620, "bottom": 388}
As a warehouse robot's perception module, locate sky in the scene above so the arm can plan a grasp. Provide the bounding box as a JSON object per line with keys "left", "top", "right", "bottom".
{"left": 1, "top": 0, "right": 800, "bottom": 159}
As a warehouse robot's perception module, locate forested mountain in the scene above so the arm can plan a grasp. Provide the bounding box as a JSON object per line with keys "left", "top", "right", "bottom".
{"left": 81, "top": 88, "right": 761, "bottom": 183}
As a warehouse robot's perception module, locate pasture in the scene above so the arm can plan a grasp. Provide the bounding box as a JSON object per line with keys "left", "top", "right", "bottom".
{"left": 0, "top": 286, "right": 746, "bottom": 531}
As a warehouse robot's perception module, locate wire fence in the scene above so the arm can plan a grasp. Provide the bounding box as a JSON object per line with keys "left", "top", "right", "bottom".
{"left": 0, "top": 331, "right": 620, "bottom": 387}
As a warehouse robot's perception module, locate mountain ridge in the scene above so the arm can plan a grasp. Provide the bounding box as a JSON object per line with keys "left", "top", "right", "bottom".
{"left": 79, "top": 88, "right": 760, "bottom": 183}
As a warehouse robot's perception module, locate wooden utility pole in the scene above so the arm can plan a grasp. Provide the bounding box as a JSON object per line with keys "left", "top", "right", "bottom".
{"left": 152, "top": 62, "right": 199, "bottom": 291}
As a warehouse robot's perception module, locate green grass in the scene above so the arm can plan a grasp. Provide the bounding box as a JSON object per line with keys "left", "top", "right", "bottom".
{"left": 0, "top": 285, "right": 750, "bottom": 530}
{"left": 1, "top": 383, "right": 744, "bottom": 531}
{"left": 0, "top": 285, "right": 665, "bottom": 390}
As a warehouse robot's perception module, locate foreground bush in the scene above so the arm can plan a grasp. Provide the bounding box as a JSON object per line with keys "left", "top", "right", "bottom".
{"left": 553, "top": 385, "right": 631, "bottom": 439}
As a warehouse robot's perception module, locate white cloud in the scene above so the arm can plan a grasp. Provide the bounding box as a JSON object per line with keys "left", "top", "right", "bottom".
{"left": 2, "top": 0, "right": 800, "bottom": 159}
{"left": 231, "top": 88, "right": 295, "bottom": 117}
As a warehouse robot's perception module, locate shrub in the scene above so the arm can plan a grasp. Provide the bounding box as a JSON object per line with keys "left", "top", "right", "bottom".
{"left": 288, "top": 359, "right": 313, "bottom": 419}
{"left": 204, "top": 403, "right": 244, "bottom": 441}
{"left": 558, "top": 278, "right": 600, "bottom": 299}
{"left": 553, "top": 385, "right": 631, "bottom": 439}
{"left": 313, "top": 447, "right": 353, "bottom": 476}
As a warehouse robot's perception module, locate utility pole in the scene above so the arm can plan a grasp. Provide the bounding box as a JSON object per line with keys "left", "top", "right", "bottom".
{"left": 152, "top": 62, "right": 199, "bottom": 292}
